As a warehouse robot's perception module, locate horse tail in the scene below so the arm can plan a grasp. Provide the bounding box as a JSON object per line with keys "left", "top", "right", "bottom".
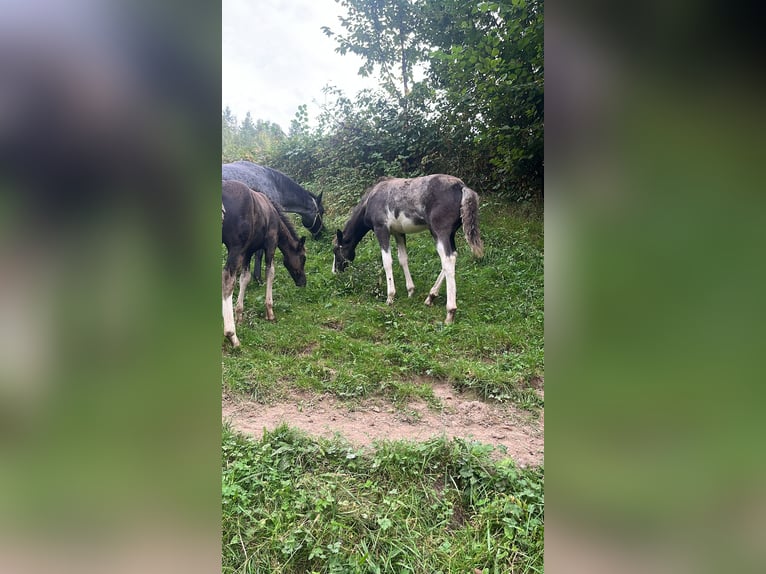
{"left": 460, "top": 186, "right": 484, "bottom": 258}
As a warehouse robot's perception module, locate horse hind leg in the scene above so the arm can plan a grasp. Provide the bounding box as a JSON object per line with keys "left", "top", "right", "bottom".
{"left": 424, "top": 270, "right": 445, "bottom": 306}
{"left": 444, "top": 256, "right": 458, "bottom": 324}
{"left": 433, "top": 241, "right": 458, "bottom": 324}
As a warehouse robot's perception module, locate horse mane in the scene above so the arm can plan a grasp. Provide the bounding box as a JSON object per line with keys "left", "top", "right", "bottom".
{"left": 344, "top": 187, "right": 373, "bottom": 229}
{"left": 272, "top": 200, "right": 301, "bottom": 242}
{"left": 264, "top": 165, "right": 321, "bottom": 202}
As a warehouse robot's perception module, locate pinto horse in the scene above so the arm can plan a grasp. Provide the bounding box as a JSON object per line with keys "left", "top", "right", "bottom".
{"left": 333, "top": 175, "right": 484, "bottom": 324}
{"left": 222, "top": 180, "right": 306, "bottom": 347}
{"left": 222, "top": 161, "right": 323, "bottom": 282}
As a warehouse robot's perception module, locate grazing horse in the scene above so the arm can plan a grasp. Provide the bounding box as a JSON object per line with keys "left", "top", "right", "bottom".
{"left": 222, "top": 180, "right": 307, "bottom": 347}
{"left": 222, "top": 161, "right": 324, "bottom": 282}
{"left": 333, "top": 174, "right": 484, "bottom": 324}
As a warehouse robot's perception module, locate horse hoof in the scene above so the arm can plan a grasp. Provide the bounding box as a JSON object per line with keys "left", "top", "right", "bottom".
{"left": 445, "top": 309, "right": 456, "bottom": 324}
{"left": 386, "top": 297, "right": 395, "bottom": 305}
{"left": 424, "top": 295, "right": 434, "bottom": 306}
{"left": 226, "top": 332, "right": 240, "bottom": 348}
{"left": 407, "top": 288, "right": 415, "bottom": 298}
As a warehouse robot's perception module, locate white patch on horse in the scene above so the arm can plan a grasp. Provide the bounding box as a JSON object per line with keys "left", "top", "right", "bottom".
{"left": 264, "top": 262, "right": 276, "bottom": 321}
{"left": 384, "top": 208, "right": 427, "bottom": 234}
{"left": 222, "top": 293, "right": 239, "bottom": 347}
{"left": 436, "top": 241, "right": 458, "bottom": 323}
{"left": 381, "top": 247, "right": 396, "bottom": 304}
{"left": 394, "top": 234, "right": 415, "bottom": 296}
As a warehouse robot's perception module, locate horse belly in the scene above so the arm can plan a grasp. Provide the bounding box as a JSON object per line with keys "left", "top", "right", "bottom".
{"left": 386, "top": 211, "right": 427, "bottom": 234}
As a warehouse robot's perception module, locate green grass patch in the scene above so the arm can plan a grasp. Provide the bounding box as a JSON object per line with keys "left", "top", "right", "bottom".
{"left": 222, "top": 425, "right": 544, "bottom": 574}
{"left": 222, "top": 198, "right": 544, "bottom": 411}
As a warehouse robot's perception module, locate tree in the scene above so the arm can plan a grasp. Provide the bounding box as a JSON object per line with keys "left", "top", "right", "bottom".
{"left": 239, "top": 112, "right": 257, "bottom": 148}
{"left": 222, "top": 106, "right": 238, "bottom": 155}
{"left": 422, "top": 0, "right": 544, "bottom": 195}
{"left": 322, "top": 0, "right": 425, "bottom": 108}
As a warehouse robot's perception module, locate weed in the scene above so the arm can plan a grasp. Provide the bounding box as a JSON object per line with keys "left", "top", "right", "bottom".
{"left": 222, "top": 426, "right": 544, "bottom": 573}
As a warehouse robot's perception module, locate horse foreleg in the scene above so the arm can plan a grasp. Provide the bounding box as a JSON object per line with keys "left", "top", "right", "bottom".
{"left": 235, "top": 256, "right": 252, "bottom": 325}
{"left": 264, "top": 260, "right": 276, "bottom": 321}
{"left": 381, "top": 246, "right": 396, "bottom": 305}
{"left": 222, "top": 265, "right": 240, "bottom": 348}
{"left": 394, "top": 234, "right": 415, "bottom": 297}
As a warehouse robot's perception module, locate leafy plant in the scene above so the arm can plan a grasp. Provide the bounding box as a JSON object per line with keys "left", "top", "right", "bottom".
{"left": 222, "top": 426, "right": 544, "bottom": 573}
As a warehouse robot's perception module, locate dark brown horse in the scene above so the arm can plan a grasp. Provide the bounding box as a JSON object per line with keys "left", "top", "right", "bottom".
{"left": 222, "top": 180, "right": 306, "bottom": 347}
{"left": 333, "top": 175, "right": 484, "bottom": 324}
{"left": 222, "top": 161, "right": 324, "bottom": 282}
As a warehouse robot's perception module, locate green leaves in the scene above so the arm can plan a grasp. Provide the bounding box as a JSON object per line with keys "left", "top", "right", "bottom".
{"left": 224, "top": 0, "right": 543, "bottom": 199}
{"left": 222, "top": 428, "right": 544, "bottom": 572}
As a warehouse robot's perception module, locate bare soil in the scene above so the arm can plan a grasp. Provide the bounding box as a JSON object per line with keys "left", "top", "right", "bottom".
{"left": 223, "top": 380, "right": 544, "bottom": 467}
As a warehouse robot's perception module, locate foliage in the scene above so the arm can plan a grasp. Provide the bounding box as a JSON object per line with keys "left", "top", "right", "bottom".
{"left": 321, "top": 0, "right": 425, "bottom": 102}
{"left": 423, "top": 0, "right": 544, "bottom": 196}
{"left": 223, "top": 0, "right": 544, "bottom": 202}
{"left": 222, "top": 424, "right": 544, "bottom": 573}
{"left": 222, "top": 106, "right": 286, "bottom": 164}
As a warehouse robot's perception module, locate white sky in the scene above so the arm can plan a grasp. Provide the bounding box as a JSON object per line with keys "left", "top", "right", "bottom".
{"left": 222, "top": 0, "right": 379, "bottom": 132}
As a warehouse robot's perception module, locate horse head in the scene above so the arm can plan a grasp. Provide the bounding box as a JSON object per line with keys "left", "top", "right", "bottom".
{"left": 332, "top": 229, "right": 355, "bottom": 273}
{"left": 283, "top": 236, "right": 307, "bottom": 287}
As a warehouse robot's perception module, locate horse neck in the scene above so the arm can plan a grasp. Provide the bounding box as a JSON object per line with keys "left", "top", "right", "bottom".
{"left": 276, "top": 218, "right": 301, "bottom": 255}
{"left": 342, "top": 203, "right": 371, "bottom": 249}
{"left": 272, "top": 173, "right": 316, "bottom": 217}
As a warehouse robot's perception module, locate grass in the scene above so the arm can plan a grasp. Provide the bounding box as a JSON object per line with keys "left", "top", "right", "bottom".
{"left": 222, "top": 195, "right": 544, "bottom": 410}
{"left": 222, "top": 424, "right": 544, "bottom": 574}
{"left": 221, "top": 194, "right": 544, "bottom": 572}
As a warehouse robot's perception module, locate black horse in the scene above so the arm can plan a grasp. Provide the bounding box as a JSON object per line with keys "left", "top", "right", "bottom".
{"left": 333, "top": 175, "right": 484, "bottom": 324}
{"left": 222, "top": 180, "right": 307, "bottom": 347}
{"left": 222, "top": 161, "right": 323, "bottom": 281}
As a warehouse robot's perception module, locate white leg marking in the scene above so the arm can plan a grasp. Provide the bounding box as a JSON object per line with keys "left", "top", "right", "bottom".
{"left": 332, "top": 254, "right": 337, "bottom": 274}
{"left": 395, "top": 236, "right": 415, "bottom": 297}
{"left": 434, "top": 242, "right": 458, "bottom": 323}
{"left": 444, "top": 252, "right": 457, "bottom": 323}
{"left": 235, "top": 265, "right": 251, "bottom": 324}
{"left": 424, "top": 270, "right": 445, "bottom": 306}
{"left": 223, "top": 269, "right": 239, "bottom": 347}
{"left": 265, "top": 262, "right": 275, "bottom": 320}
{"left": 223, "top": 293, "right": 235, "bottom": 336}
{"left": 381, "top": 247, "right": 396, "bottom": 304}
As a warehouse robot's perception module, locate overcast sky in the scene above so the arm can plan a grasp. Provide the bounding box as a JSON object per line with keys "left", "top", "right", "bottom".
{"left": 222, "top": 0, "right": 378, "bottom": 132}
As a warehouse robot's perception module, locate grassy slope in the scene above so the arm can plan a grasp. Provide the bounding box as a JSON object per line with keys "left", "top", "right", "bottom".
{"left": 221, "top": 195, "right": 544, "bottom": 573}
{"left": 222, "top": 196, "right": 544, "bottom": 410}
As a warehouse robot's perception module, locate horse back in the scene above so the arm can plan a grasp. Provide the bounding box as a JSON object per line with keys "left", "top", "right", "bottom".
{"left": 366, "top": 174, "right": 465, "bottom": 229}
{"left": 222, "top": 180, "right": 276, "bottom": 251}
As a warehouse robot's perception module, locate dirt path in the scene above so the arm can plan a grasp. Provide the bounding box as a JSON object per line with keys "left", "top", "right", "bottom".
{"left": 223, "top": 381, "right": 544, "bottom": 467}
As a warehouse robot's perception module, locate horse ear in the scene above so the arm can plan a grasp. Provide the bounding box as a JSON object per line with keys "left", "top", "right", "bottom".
{"left": 317, "top": 192, "right": 323, "bottom": 203}
{"left": 299, "top": 236, "right": 306, "bottom": 246}
{"left": 335, "top": 230, "right": 343, "bottom": 243}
